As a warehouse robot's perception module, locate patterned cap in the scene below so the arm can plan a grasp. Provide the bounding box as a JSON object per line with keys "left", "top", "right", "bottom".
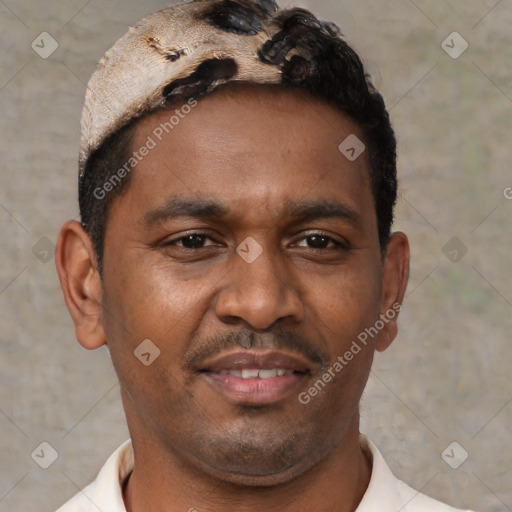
{"left": 79, "top": 0, "right": 368, "bottom": 179}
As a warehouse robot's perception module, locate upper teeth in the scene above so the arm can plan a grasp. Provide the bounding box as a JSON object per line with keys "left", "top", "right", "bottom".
{"left": 219, "top": 369, "right": 294, "bottom": 379}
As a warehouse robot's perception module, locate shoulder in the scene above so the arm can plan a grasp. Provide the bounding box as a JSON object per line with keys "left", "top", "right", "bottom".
{"left": 55, "top": 440, "right": 133, "bottom": 512}
{"left": 358, "top": 436, "right": 475, "bottom": 512}
{"left": 394, "top": 477, "right": 474, "bottom": 511}
{"left": 55, "top": 483, "right": 96, "bottom": 512}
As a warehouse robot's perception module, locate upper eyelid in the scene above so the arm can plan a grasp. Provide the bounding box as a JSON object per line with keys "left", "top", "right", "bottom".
{"left": 166, "top": 231, "right": 347, "bottom": 248}
{"left": 290, "top": 229, "right": 349, "bottom": 244}
{"left": 167, "top": 233, "right": 219, "bottom": 246}
{"left": 294, "top": 234, "right": 339, "bottom": 242}
{"left": 291, "top": 236, "right": 348, "bottom": 250}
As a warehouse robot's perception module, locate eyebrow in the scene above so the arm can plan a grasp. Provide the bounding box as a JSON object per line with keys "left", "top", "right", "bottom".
{"left": 142, "top": 196, "right": 361, "bottom": 228}
{"left": 286, "top": 200, "right": 361, "bottom": 225}
{"left": 143, "top": 196, "right": 230, "bottom": 228}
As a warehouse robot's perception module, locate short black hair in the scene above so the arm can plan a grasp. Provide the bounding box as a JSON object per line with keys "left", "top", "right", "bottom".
{"left": 79, "top": 5, "right": 397, "bottom": 276}
{"left": 79, "top": 120, "right": 136, "bottom": 275}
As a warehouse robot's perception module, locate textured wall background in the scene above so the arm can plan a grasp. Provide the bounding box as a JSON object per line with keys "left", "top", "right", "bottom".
{"left": 0, "top": 1, "right": 511, "bottom": 511}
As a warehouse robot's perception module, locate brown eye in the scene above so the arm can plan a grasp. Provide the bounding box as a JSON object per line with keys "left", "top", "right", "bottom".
{"left": 292, "top": 232, "right": 349, "bottom": 251}
{"left": 176, "top": 234, "right": 209, "bottom": 249}
{"left": 306, "top": 235, "right": 331, "bottom": 249}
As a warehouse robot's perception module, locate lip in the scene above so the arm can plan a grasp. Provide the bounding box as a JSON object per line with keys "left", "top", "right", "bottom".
{"left": 199, "top": 350, "right": 312, "bottom": 406}
{"left": 200, "top": 350, "right": 312, "bottom": 373}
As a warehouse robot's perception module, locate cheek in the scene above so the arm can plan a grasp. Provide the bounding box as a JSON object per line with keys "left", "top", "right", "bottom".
{"left": 103, "top": 256, "right": 208, "bottom": 333}
{"left": 101, "top": 261, "right": 203, "bottom": 414}
{"left": 100, "top": 255, "right": 223, "bottom": 387}
{"left": 304, "top": 255, "right": 382, "bottom": 344}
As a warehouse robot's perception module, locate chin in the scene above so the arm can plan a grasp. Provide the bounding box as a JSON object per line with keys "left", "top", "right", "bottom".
{"left": 192, "top": 452, "right": 316, "bottom": 488}
{"left": 183, "top": 427, "right": 331, "bottom": 488}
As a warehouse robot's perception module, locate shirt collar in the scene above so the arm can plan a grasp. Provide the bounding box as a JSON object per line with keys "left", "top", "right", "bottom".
{"left": 60, "top": 436, "right": 469, "bottom": 512}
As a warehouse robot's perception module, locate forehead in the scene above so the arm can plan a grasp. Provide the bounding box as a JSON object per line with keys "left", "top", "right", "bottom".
{"left": 124, "top": 85, "right": 374, "bottom": 226}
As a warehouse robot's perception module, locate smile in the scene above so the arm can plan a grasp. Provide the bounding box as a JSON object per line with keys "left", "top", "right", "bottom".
{"left": 198, "top": 350, "right": 312, "bottom": 405}
{"left": 217, "top": 368, "right": 295, "bottom": 378}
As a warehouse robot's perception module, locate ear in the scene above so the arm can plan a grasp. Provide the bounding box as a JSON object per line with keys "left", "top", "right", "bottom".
{"left": 55, "top": 220, "right": 106, "bottom": 350}
{"left": 376, "top": 232, "right": 410, "bottom": 352}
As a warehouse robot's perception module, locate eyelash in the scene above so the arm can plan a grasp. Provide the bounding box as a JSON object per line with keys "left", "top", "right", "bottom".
{"left": 164, "top": 232, "right": 349, "bottom": 251}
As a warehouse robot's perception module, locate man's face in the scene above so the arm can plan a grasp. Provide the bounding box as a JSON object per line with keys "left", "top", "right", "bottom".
{"left": 101, "top": 86, "right": 389, "bottom": 485}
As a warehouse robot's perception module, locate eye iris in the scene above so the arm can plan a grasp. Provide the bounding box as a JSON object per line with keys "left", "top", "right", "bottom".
{"left": 182, "top": 235, "right": 205, "bottom": 249}
{"left": 308, "top": 235, "right": 329, "bottom": 249}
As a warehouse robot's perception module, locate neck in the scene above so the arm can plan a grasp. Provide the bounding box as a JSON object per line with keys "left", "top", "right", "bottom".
{"left": 123, "top": 424, "right": 372, "bottom": 512}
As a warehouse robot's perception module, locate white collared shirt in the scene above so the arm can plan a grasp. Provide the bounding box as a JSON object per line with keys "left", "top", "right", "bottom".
{"left": 56, "top": 437, "right": 474, "bottom": 512}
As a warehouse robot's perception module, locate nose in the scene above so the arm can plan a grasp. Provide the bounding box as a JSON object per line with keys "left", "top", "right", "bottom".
{"left": 214, "top": 244, "right": 304, "bottom": 330}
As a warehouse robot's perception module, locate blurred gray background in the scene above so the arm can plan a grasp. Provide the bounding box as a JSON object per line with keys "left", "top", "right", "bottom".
{"left": 1, "top": 0, "right": 511, "bottom": 511}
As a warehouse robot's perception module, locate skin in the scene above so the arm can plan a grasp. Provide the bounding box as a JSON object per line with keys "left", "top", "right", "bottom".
{"left": 56, "top": 84, "right": 409, "bottom": 512}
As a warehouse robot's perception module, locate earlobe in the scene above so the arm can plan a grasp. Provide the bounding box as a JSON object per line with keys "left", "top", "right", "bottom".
{"left": 55, "top": 220, "right": 106, "bottom": 350}
{"left": 376, "top": 232, "right": 410, "bottom": 352}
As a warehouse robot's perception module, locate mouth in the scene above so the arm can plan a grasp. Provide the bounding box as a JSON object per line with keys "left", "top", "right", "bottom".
{"left": 198, "top": 350, "right": 312, "bottom": 405}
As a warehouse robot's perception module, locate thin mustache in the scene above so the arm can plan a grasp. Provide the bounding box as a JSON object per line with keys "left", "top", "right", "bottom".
{"left": 183, "top": 329, "right": 329, "bottom": 371}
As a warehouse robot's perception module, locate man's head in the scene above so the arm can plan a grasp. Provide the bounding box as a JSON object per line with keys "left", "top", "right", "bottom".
{"left": 77, "top": 0, "right": 398, "bottom": 275}
{"left": 56, "top": 0, "right": 409, "bottom": 491}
